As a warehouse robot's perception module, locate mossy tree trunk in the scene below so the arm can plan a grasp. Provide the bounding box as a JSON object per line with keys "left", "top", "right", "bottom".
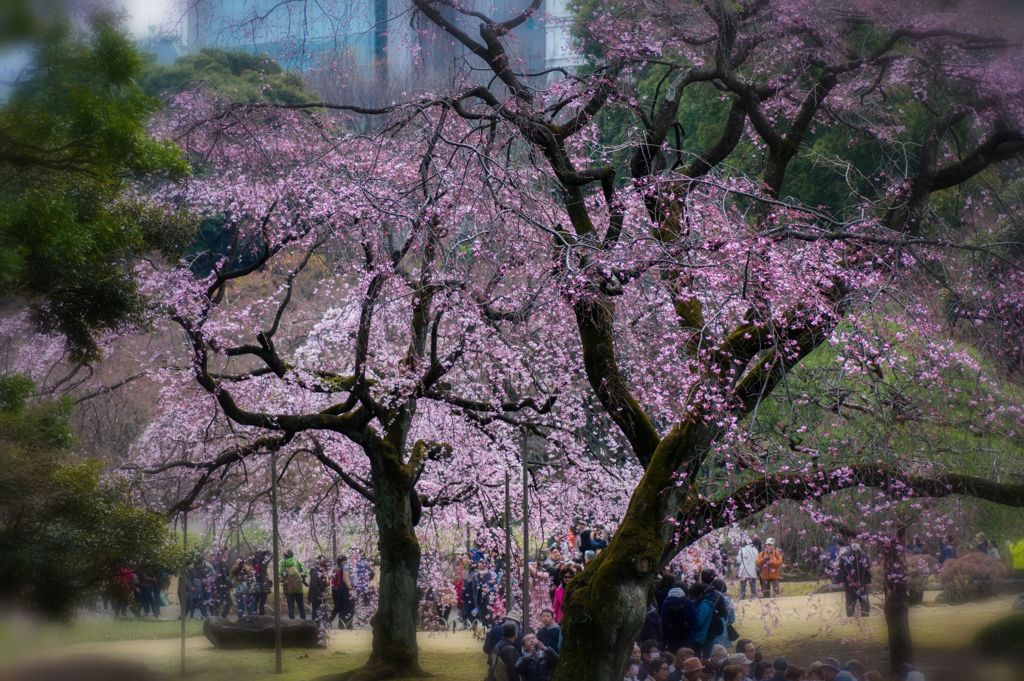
{"left": 343, "top": 449, "right": 426, "bottom": 681}
{"left": 552, "top": 420, "right": 712, "bottom": 681}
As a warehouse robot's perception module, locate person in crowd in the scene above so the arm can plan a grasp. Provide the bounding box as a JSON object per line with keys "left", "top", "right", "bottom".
{"left": 707, "top": 645, "right": 729, "bottom": 680}
{"left": 842, "top": 659, "right": 864, "bottom": 680}
{"left": 210, "top": 548, "right": 232, "bottom": 618}
{"left": 644, "top": 660, "right": 671, "bottom": 681}
{"left": 660, "top": 585, "right": 696, "bottom": 653}
{"left": 819, "top": 657, "right": 842, "bottom": 681}
{"left": 515, "top": 633, "right": 558, "bottom": 681}
{"left": 280, "top": 548, "right": 306, "bottom": 620}
{"left": 785, "top": 666, "right": 804, "bottom": 681}
{"left": 251, "top": 549, "right": 272, "bottom": 616}
{"left": 542, "top": 546, "right": 565, "bottom": 601}
{"left": 711, "top": 578, "right": 736, "bottom": 649}
{"left": 735, "top": 638, "right": 759, "bottom": 664}
{"left": 229, "top": 557, "right": 254, "bottom": 621}
{"left": 308, "top": 555, "right": 329, "bottom": 619}
{"left": 736, "top": 539, "right": 759, "bottom": 600}
{"left": 624, "top": 660, "right": 641, "bottom": 681}
{"left": 678, "top": 656, "right": 704, "bottom": 681}
{"left": 330, "top": 555, "right": 354, "bottom": 629}
{"left": 485, "top": 611, "right": 524, "bottom": 664}
{"left": 724, "top": 653, "right": 752, "bottom": 681}
{"left": 834, "top": 673, "right": 855, "bottom": 681}
{"left": 186, "top": 561, "right": 207, "bottom": 619}
{"left": 638, "top": 598, "right": 663, "bottom": 647}
{"left": 489, "top": 621, "right": 522, "bottom": 681}
{"left": 655, "top": 572, "right": 677, "bottom": 611}
{"left": 938, "top": 536, "right": 956, "bottom": 564}
{"left": 536, "top": 608, "right": 561, "bottom": 653}
{"left": 690, "top": 582, "right": 719, "bottom": 658}
{"left": 551, "top": 564, "right": 578, "bottom": 623}
{"left": 770, "top": 657, "right": 789, "bottom": 681}
{"left": 460, "top": 556, "right": 478, "bottom": 624}
{"left": 837, "top": 543, "right": 871, "bottom": 617}
{"left": 756, "top": 539, "right": 784, "bottom": 598}
{"left": 722, "top": 666, "right": 744, "bottom": 681}
{"left": 667, "top": 647, "right": 694, "bottom": 681}
{"left": 636, "top": 639, "right": 662, "bottom": 680}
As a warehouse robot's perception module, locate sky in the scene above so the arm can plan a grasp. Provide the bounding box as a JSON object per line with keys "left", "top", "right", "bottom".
{"left": 113, "top": 0, "right": 179, "bottom": 37}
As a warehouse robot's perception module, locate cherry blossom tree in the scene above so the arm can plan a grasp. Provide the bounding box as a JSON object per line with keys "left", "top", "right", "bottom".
{"left": 141, "top": 92, "right": 579, "bottom": 679}
{"left": 387, "top": 1, "right": 1024, "bottom": 678}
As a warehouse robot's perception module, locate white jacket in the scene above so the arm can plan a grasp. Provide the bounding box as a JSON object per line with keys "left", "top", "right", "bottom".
{"left": 737, "top": 545, "right": 759, "bottom": 579}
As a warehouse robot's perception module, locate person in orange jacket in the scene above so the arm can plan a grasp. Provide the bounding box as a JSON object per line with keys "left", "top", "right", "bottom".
{"left": 756, "top": 538, "right": 784, "bottom": 598}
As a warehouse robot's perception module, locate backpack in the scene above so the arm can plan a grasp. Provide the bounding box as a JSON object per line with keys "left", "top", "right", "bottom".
{"left": 285, "top": 566, "right": 303, "bottom": 593}
{"left": 492, "top": 640, "right": 515, "bottom": 681}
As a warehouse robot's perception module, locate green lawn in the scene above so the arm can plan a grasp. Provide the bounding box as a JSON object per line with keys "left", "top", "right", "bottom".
{"left": 0, "top": 593, "right": 1018, "bottom": 681}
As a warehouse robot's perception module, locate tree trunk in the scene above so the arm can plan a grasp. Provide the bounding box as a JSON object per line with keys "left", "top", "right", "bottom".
{"left": 881, "top": 533, "right": 913, "bottom": 673}
{"left": 342, "top": 463, "right": 426, "bottom": 681}
{"left": 553, "top": 424, "right": 708, "bottom": 681}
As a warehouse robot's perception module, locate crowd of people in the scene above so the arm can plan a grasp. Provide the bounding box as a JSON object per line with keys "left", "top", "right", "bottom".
{"left": 104, "top": 547, "right": 377, "bottom": 627}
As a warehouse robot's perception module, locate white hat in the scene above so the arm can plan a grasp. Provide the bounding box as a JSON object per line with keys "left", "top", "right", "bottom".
{"left": 766, "top": 537, "right": 775, "bottom": 545}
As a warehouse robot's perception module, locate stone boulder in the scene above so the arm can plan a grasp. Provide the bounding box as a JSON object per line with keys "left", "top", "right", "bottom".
{"left": 203, "top": 615, "right": 321, "bottom": 649}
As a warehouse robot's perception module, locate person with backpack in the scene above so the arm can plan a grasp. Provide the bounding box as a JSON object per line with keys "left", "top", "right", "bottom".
{"left": 756, "top": 539, "right": 784, "bottom": 598}
{"left": 279, "top": 549, "right": 306, "bottom": 620}
{"left": 489, "top": 621, "right": 523, "bottom": 681}
{"left": 660, "top": 586, "right": 697, "bottom": 654}
{"left": 837, "top": 543, "right": 872, "bottom": 617}
{"left": 330, "top": 555, "right": 355, "bottom": 629}
{"left": 308, "top": 556, "right": 329, "bottom": 619}
{"left": 690, "top": 583, "right": 719, "bottom": 659}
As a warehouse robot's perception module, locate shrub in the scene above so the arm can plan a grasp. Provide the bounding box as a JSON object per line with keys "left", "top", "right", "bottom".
{"left": 974, "top": 612, "right": 1024, "bottom": 659}
{"left": 939, "top": 552, "right": 1007, "bottom": 603}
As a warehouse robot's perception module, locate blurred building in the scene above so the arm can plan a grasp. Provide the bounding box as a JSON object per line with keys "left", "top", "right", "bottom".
{"left": 182, "top": 0, "right": 580, "bottom": 102}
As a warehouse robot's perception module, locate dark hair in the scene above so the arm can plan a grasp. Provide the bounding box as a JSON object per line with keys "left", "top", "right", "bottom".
{"left": 502, "top": 622, "right": 516, "bottom": 639}
{"left": 541, "top": 608, "right": 554, "bottom": 617}
{"left": 284, "top": 549, "right": 293, "bottom": 558}
{"left": 687, "top": 583, "right": 706, "bottom": 600}
{"left": 700, "top": 568, "right": 716, "bottom": 585}
{"left": 650, "top": 660, "right": 669, "bottom": 675}
{"left": 736, "top": 639, "right": 753, "bottom": 654}
{"left": 785, "top": 666, "right": 805, "bottom": 681}
{"left": 723, "top": 666, "right": 744, "bottom": 681}
{"left": 640, "top": 639, "right": 660, "bottom": 656}
{"left": 713, "top": 577, "right": 727, "bottom": 594}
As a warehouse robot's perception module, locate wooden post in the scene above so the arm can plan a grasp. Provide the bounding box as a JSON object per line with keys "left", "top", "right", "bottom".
{"left": 271, "top": 447, "right": 283, "bottom": 674}
{"left": 504, "top": 469, "right": 512, "bottom": 613}
{"left": 180, "top": 509, "right": 188, "bottom": 677}
{"left": 521, "top": 443, "right": 530, "bottom": 633}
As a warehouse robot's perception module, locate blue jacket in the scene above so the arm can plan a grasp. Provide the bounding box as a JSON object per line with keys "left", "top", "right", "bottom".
{"left": 692, "top": 596, "right": 716, "bottom": 645}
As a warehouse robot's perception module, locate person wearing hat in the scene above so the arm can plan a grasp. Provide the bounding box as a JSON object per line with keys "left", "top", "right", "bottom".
{"left": 756, "top": 539, "right": 784, "bottom": 599}
{"left": 661, "top": 585, "right": 697, "bottom": 653}
{"left": 680, "top": 656, "right": 704, "bottom": 681}
{"left": 819, "top": 657, "right": 841, "bottom": 681}
{"left": 484, "top": 610, "right": 524, "bottom": 663}
{"left": 724, "top": 653, "right": 752, "bottom": 680}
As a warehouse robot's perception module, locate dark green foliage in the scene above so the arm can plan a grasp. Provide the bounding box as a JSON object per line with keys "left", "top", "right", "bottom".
{"left": 0, "top": 374, "right": 178, "bottom": 618}
{"left": 974, "top": 612, "right": 1024, "bottom": 659}
{"left": 141, "top": 48, "right": 317, "bottom": 104}
{"left": 0, "top": 5, "right": 190, "bottom": 362}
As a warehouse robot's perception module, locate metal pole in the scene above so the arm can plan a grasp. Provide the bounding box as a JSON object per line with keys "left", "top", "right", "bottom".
{"left": 180, "top": 509, "right": 187, "bottom": 677}
{"left": 521, "top": 445, "right": 530, "bottom": 633}
{"left": 331, "top": 506, "right": 338, "bottom": 560}
{"left": 504, "top": 469, "right": 512, "bottom": 613}
{"left": 271, "top": 447, "right": 283, "bottom": 674}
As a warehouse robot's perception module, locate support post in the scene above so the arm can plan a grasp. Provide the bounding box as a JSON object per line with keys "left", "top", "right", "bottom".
{"left": 521, "top": 445, "right": 530, "bottom": 633}
{"left": 504, "top": 469, "right": 512, "bottom": 614}
{"left": 271, "top": 447, "right": 283, "bottom": 674}
{"left": 180, "top": 508, "right": 187, "bottom": 677}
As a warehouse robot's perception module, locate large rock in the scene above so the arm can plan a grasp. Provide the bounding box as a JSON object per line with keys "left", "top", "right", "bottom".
{"left": 203, "top": 615, "right": 321, "bottom": 649}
